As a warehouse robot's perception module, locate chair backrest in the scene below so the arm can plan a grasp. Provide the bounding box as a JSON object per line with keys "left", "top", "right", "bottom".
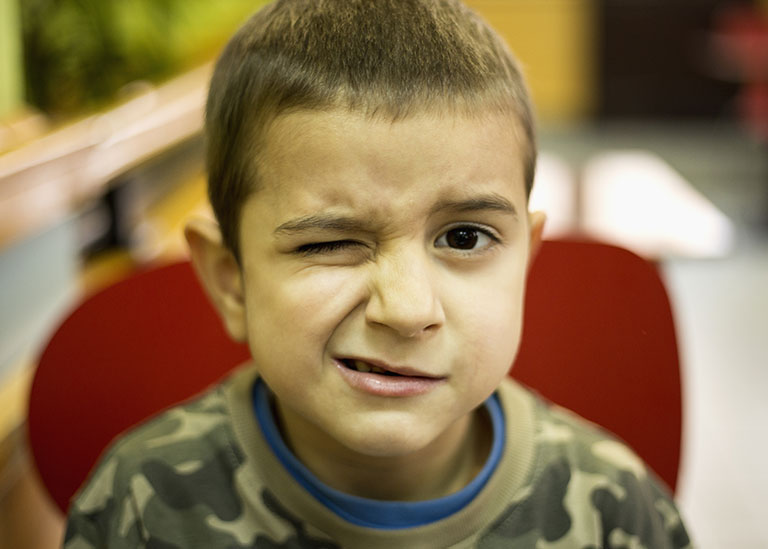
{"left": 27, "top": 239, "right": 682, "bottom": 514}
{"left": 513, "top": 239, "right": 682, "bottom": 493}
{"left": 27, "top": 261, "right": 250, "bottom": 513}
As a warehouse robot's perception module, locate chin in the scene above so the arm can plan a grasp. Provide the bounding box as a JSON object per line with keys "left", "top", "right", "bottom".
{"left": 341, "top": 434, "right": 430, "bottom": 459}
{"left": 330, "top": 413, "right": 452, "bottom": 459}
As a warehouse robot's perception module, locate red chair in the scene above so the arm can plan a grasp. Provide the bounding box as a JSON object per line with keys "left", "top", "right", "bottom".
{"left": 514, "top": 239, "right": 682, "bottom": 493}
{"left": 27, "top": 261, "right": 250, "bottom": 514}
{"left": 27, "top": 239, "right": 682, "bottom": 514}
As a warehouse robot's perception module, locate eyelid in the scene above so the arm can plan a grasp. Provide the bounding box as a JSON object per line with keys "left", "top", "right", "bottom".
{"left": 295, "top": 239, "right": 363, "bottom": 256}
{"left": 437, "top": 222, "right": 501, "bottom": 242}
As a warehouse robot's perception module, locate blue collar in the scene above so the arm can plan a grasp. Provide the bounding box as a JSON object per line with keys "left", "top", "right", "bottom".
{"left": 252, "top": 379, "right": 505, "bottom": 529}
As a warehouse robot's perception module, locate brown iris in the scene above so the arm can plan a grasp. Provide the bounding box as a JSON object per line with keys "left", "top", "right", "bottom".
{"left": 445, "top": 228, "right": 479, "bottom": 250}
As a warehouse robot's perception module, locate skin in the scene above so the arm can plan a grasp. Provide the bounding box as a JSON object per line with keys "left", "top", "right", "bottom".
{"left": 186, "top": 108, "right": 545, "bottom": 501}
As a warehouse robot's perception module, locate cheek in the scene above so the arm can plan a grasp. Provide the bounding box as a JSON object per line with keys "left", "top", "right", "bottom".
{"left": 244, "top": 268, "right": 365, "bottom": 345}
{"left": 451, "top": 268, "right": 527, "bottom": 376}
{"left": 467, "top": 306, "right": 523, "bottom": 374}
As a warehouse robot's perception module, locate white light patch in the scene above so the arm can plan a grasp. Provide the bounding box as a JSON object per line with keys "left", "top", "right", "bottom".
{"left": 530, "top": 152, "right": 577, "bottom": 238}
{"left": 582, "top": 150, "right": 734, "bottom": 259}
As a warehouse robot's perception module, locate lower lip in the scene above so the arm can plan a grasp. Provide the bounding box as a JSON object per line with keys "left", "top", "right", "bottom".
{"left": 334, "top": 361, "right": 445, "bottom": 397}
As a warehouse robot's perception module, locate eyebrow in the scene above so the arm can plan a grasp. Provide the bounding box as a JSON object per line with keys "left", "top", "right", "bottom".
{"left": 273, "top": 193, "right": 518, "bottom": 236}
{"left": 274, "top": 215, "right": 365, "bottom": 235}
{"left": 429, "top": 194, "right": 518, "bottom": 217}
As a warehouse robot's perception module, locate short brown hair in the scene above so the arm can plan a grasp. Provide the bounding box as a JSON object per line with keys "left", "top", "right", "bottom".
{"left": 206, "top": 0, "right": 536, "bottom": 258}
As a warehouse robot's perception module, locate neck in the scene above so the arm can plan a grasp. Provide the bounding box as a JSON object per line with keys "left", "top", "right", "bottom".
{"left": 275, "top": 403, "right": 492, "bottom": 501}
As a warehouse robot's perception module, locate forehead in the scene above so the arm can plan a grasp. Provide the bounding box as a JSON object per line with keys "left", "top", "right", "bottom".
{"left": 249, "top": 108, "right": 528, "bottom": 223}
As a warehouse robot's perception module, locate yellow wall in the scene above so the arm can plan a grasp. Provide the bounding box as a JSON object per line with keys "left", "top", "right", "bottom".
{"left": 0, "top": 0, "right": 24, "bottom": 118}
{"left": 466, "top": 0, "right": 597, "bottom": 122}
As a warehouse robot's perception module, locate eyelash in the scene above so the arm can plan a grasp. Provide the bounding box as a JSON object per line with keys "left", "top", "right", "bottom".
{"left": 296, "top": 240, "right": 361, "bottom": 256}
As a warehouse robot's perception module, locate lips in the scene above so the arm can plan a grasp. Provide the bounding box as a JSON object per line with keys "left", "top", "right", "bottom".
{"left": 343, "top": 359, "right": 397, "bottom": 376}
{"left": 338, "top": 358, "right": 441, "bottom": 379}
{"left": 334, "top": 357, "right": 445, "bottom": 397}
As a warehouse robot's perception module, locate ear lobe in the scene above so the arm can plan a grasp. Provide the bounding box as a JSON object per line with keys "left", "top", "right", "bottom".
{"left": 527, "top": 210, "right": 546, "bottom": 266}
{"left": 184, "top": 217, "right": 248, "bottom": 342}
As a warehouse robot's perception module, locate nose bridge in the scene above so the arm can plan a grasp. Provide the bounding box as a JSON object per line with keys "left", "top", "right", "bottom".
{"left": 366, "top": 241, "right": 444, "bottom": 336}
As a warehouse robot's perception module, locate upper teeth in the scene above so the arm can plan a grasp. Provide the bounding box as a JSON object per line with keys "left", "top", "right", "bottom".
{"left": 353, "top": 360, "right": 386, "bottom": 374}
{"left": 353, "top": 360, "right": 371, "bottom": 372}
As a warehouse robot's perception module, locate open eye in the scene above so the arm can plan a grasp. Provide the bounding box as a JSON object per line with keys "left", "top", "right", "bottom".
{"left": 434, "top": 226, "right": 497, "bottom": 251}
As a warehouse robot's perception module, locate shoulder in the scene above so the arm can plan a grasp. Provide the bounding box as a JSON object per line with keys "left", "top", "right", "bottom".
{"left": 88, "top": 378, "right": 241, "bottom": 489}
{"left": 485, "top": 381, "right": 692, "bottom": 548}
{"left": 534, "top": 396, "right": 651, "bottom": 483}
{"left": 64, "top": 376, "right": 246, "bottom": 548}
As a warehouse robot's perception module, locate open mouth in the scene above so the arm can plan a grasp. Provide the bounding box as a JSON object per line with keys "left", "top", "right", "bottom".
{"left": 340, "top": 359, "right": 403, "bottom": 376}
{"left": 335, "top": 357, "right": 445, "bottom": 397}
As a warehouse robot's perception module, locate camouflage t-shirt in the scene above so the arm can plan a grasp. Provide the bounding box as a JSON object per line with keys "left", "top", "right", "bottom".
{"left": 63, "top": 366, "right": 692, "bottom": 548}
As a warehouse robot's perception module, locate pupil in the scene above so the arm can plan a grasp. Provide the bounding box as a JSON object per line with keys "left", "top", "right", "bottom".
{"left": 446, "top": 228, "right": 477, "bottom": 249}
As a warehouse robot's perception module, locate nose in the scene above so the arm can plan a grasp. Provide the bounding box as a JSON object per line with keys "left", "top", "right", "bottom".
{"left": 365, "top": 245, "right": 445, "bottom": 338}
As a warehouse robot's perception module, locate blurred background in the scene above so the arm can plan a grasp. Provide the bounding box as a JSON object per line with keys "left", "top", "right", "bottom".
{"left": 1, "top": 0, "right": 766, "bottom": 546}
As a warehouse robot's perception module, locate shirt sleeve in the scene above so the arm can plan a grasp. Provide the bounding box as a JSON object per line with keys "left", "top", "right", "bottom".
{"left": 62, "top": 451, "right": 146, "bottom": 549}
{"left": 63, "top": 508, "right": 104, "bottom": 549}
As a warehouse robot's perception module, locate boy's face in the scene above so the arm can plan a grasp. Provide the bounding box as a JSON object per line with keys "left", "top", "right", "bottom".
{"left": 230, "top": 109, "right": 543, "bottom": 459}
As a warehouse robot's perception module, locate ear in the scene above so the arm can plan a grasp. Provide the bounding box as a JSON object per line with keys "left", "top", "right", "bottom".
{"left": 184, "top": 217, "right": 248, "bottom": 342}
{"left": 527, "top": 210, "right": 546, "bottom": 266}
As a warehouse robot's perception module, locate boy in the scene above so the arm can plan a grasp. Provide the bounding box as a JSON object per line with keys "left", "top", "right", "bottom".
{"left": 64, "top": 1, "right": 691, "bottom": 547}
